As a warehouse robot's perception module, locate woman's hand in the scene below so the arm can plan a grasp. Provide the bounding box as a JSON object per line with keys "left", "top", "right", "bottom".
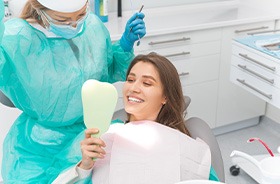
{"left": 78, "top": 128, "right": 106, "bottom": 170}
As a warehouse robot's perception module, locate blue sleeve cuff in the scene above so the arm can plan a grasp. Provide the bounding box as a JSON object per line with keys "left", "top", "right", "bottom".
{"left": 120, "top": 35, "right": 134, "bottom": 52}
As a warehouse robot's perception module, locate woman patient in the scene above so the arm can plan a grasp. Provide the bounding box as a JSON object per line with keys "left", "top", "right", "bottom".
{"left": 53, "top": 52, "right": 219, "bottom": 183}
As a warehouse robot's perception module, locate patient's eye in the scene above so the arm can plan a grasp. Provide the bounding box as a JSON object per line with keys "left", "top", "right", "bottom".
{"left": 143, "top": 82, "right": 151, "bottom": 86}
{"left": 127, "top": 77, "right": 135, "bottom": 83}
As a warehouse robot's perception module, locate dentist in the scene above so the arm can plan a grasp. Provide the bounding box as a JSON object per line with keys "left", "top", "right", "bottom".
{"left": 0, "top": 0, "right": 146, "bottom": 183}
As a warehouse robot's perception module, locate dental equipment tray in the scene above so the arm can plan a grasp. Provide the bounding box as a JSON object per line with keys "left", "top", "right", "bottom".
{"left": 230, "top": 153, "right": 280, "bottom": 183}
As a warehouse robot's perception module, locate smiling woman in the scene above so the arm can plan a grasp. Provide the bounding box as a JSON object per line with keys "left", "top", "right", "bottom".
{"left": 123, "top": 53, "right": 189, "bottom": 135}
{"left": 124, "top": 60, "right": 167, "bottom": 123}
{"left": 53, "top": 53, "right": 215, "bottom": 183}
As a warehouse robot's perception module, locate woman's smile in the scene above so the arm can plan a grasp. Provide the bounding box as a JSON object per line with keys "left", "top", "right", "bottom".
{"left": 127, "top": 96, "right": 144, "bottom": 103}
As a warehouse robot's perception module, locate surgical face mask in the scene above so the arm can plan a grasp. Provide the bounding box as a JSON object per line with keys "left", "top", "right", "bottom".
{"left": 48, "top": 20, "right": 85, "bottom": 39}
{"left": 40, "top": 10, "right": 89, "bottom": 39}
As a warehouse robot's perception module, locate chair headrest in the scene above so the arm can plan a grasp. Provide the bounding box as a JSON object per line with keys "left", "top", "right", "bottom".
{"left": 183, "top": 96, "right": 191, "bottom": 111}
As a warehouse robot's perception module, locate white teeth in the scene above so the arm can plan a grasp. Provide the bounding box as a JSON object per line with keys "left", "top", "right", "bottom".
{"left": 128, "top": 97, "right": 143, "bottom": 103}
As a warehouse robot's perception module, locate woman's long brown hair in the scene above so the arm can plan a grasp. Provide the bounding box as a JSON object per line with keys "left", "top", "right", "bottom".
{"left": 126, "top": 52, "right": 190, "bottom": 136}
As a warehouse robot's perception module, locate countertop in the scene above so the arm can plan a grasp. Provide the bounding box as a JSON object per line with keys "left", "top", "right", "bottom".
{"left": 104, "top": 0, "right": 280, "bottom": 41}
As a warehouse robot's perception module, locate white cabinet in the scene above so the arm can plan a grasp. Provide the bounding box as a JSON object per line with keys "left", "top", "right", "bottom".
{"left": 134, "top": 28, "right": 222, "bottom": 53}
{"left": 230, "top": 41, "right": 280, "bottom": 109}
{"left": 183, "top": 81, "right": 219, "bottom": 128}
{"left": 216, "top": 21, "right": 274, "bottom": 127}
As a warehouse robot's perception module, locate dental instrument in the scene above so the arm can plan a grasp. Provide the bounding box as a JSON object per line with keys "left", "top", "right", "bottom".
{"left": 128, "top": 3, "right": 144, "bottom": 46}
{"left": 129, "top": 5, "right": 144, "bottom": 32}
{"left": 136, "top": 34, "right": 141, "bottom": 46}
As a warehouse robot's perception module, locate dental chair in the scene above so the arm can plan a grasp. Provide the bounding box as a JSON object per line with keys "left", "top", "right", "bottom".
{"left": 184, "top": 117, "right": 225, "bottom": 182}
{"left": 0, "top": 92, "right": 225, "bottom": 182}
{"left": 0, "top": 91, "right": 14, "bottom": 108}
{"left": 112, "top": 96, "right": 225, "bottom": 182}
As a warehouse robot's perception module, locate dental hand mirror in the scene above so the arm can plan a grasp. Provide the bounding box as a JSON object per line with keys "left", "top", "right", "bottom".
{"left": 82, "top": 79, "right": 118, "bottom": 137}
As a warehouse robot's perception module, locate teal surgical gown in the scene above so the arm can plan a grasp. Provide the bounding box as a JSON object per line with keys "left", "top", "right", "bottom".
{"left": 0, "top": 2, "right": 134, "bottom": 183}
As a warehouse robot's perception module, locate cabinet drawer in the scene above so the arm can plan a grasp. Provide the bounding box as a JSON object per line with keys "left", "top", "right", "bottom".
{"left": 183, "top": 80, "right": 218, "bottom": 128}
{"left": 138, "top": 41, "right": 220, "bottom": 60}
{"left": 175, "top": 54, "right": 220, "bottom": 85}
{"left": 135, "top": 28, "right": 222, "bottom": 52}
{"left": 230, "top": 66, "right": 280, "bottom": 108}
{"left": 231, "top": 21, "right": 275, "bottom": 37}
{"left": 232, "top": 55, "right": 280, "bottom": 89}
{"left": 232, "top": 42, "right": 280, "bottom": 77}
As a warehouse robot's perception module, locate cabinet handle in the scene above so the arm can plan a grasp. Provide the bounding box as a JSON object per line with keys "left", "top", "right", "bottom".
{"left": 179, "top": 72, "right": 190, "bottom": 77}
{"left": 247, "top": 29, "right": 280, "bottom": 35}
{"left": 164, "top": 51, "right": 190, "bottom": 58}
{"left": 237, "top": 64, "right": 275, "bottom": 84}
{"left": 234, "top": 26, "right": 269, "bottom": 34}
{"left": 148, "top": 37, "right": 190, "bottom": 46}
{"left": 236, "top": 79, "right": 272, "bottom": 100}
{"left": 239, "top": 53, "right": 276, "bottom": 72}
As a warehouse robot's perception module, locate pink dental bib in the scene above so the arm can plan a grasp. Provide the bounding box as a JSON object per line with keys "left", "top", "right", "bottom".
{"left": 93, "top": 121, "right": 211, "bottom": 184}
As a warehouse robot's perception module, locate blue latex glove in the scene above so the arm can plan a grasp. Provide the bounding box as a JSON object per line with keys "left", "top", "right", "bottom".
{"left": 120, "top": 12, "right": 146, "bottom": 52}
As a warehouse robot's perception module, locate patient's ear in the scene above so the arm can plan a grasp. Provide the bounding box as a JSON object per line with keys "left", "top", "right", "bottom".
{"left": 161, "top": 96, "right": 167, "bottom": 105}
